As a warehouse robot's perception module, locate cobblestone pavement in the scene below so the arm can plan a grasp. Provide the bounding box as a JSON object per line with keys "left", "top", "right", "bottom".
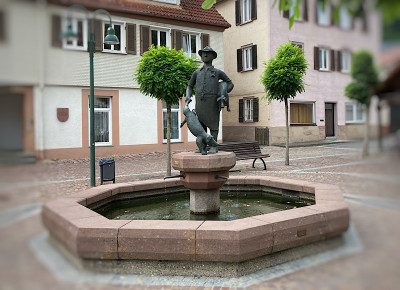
{"left": 0, "top": 137, "right": 399, "bottom": 289}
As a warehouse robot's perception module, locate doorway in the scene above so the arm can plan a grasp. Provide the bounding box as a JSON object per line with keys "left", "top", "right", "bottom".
{"left": 0, "top": 94, "right": 23, "bottom": 150}
{"left": 325, "top": 103, "right": 335, "bottom": 137}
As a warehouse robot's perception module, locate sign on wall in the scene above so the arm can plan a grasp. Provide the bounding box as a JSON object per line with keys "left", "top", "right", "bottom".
{"left": 57, "top": 108, "right": 69, "bottom": 122}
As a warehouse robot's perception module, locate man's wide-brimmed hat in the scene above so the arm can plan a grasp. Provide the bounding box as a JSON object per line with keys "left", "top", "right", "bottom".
{"left": 198, "top": 46, "right": 217, "bottom": 59}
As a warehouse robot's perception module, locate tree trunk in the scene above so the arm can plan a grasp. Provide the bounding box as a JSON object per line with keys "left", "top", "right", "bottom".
{"left": 362, "top": 103, "right": 370, "bottom": 158}
{"left": 284, "top": 98, "right": 290, "bottom": 165}
{"left": 166, "top": 104, "right": 172, "bottom": 176}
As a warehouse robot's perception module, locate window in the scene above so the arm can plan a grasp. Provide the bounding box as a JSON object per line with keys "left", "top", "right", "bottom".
{"left": 0, "top": 11, "right": 5, "bottom": 42}
{"left": 340, "top": 51, "right": 351, "bottom": 73}
{"left": 319, "top": 48, "right": 330, "bottom": 71}
{"left": 89, "top": 97, "right": 112, "bottom": 145}
{"left": 235, "top": 0, "right": 257, "bottom": 25}
{"left": 151, "top": 28, "right": 170, "bottom": 48}
{"left": 339, "top": 6, "right": 352, "bottom": 30}
{"left": 289, "top": 0, "right": 303, "bottom": 20}
{"left": 317, "top": 0, "right": 331, "bottom": 26}
{"left": 239, "top": 98, "right": 259, "bottom": 123}
{"left": 346, "top": 103, "right": 365, "bottom": 123}
{"left": 182, "top": 33, "right": 199, "bottom": 58}
{"left": 237, "top": 44, "right": 257, "bottom": 72}
{"left": 290, "top": 103, "right": 315, "bottom": 124}
{"left": 291, "top": 41, "right": 304, "bottom": 50}
{"left": 62, "top": 17, "right": 88, "bottom": 50}
{"left": 162, "top": 101, "right": 181, "bottom": 141}
{"left": 103, "top": 22, "right": 124, "bottom": 53}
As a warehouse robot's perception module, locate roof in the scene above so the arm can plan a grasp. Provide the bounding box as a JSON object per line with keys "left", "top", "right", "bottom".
{"left": 49, "top": 0, "right": 230, "bottom": 29}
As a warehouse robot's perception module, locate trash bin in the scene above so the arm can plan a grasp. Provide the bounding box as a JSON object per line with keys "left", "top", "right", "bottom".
{"left": 99, "top": 158, "right": 115, "bottom": 185}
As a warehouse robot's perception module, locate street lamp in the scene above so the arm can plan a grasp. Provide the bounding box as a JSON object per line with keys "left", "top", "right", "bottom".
{"left": 62, "top": 5, "right": 119, "bottom": 187}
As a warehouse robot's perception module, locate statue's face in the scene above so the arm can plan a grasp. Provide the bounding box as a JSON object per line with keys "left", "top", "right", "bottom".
{"left": 201, "top": 52, "right": 214, "bottom": 63}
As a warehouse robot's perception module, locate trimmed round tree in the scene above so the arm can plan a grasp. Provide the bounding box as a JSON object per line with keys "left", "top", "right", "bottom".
{"left": 261, "top": 42, "right": 308, "bottom": 165}
{"left": 345, "top": 50, "right": 378, "bottom": 158}
{"left": 135, "top": 46, "right": 199, "bottom": 175}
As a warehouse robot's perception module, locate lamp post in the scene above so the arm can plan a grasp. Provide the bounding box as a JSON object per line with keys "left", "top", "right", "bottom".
{"left": 62, "top": 5, "right": 119, "bottom": 187}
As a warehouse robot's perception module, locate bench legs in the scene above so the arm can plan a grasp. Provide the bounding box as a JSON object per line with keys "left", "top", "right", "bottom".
{"left": 252, "top": 158, "right": 267, "bottom": 170}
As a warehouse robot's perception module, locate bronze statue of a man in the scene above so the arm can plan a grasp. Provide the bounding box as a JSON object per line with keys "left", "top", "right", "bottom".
{"left": 185, "top": 46, "right": 234, "bottom": 154}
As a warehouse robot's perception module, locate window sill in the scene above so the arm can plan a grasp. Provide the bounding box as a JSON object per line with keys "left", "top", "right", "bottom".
{"left": 241, "top": 68, "right": 255, "bottom": 72}
{"left": 163, "top": 140, "right": 182, "bottom": 144}
{"left": 290, "top": 123, "right": 317, "bottom": 126}
{"left": 345, "top": 122, "right": 365, "bottom": 125}
{"left": 318, "top": 68, "right": 331, "bottom": 72}
{"left": 102, "top": 50, "right": 127, "bottom": 55}
{"left": 238, "top": 19, "right": 254, "bottom": 26}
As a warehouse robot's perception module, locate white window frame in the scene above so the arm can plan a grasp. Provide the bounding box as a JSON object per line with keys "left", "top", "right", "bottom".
{"left": 345, "top": 103, "right": 365, "bottom": 124}
{"left": 162, "top": 101, "right": 181, "bottom": 143}
{"left": 242, "top": 0, "right": 252, "bottom": 24}
{"left": 339, "top": 6, "right": 352, "bottom": 30}
{"left": 289, "top": 0, "right": 303, "bottom": 21}
{"left": 151, "top": 26, "right": 171, "bottom": 48}
{"left": 317, "top": 0, "right": 331, "bottom": 26}
{"left": 319, "top": 48, "right": 330, "bottom": 71}
{"left": 290, "top": 102, "right": 315, "bottom": 125}
{"left": 182, "top": 31, "right": 200, "bottom": 58}
{"left": 62, "top": 16, "right": 88, "bottom": 51}
{"left": 243, "top": 46, "right": 253, "bottom": 71}
{"left": 341, "top": 51, "right": 352, "bottom": 73}
{"left": 102, "top": 20, "right": 126, "bottom": 54}
{"left": 89, "top": 96, "right": 112, "bottom": 146}
{"left": 244, "top": 98, "right": 254, "bottom": 122}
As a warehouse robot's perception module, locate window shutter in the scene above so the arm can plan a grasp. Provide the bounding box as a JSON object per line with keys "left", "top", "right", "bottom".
{"left": 235, "top": 0, "right": 241, "bottom": 25}
{"left": 283, "top": 9, "right": 289, "bottom": 19}
{"left": 201, "top": 33, "right": 209, "bottom": 49}
{"left": 336, "top": 50, "right": 342, "bottom": 72}
{"left": 362, "top": 10, "right": 368, "bottom": 32}
{"left": 303, "top": 0, "right": 308, "bottom": 21}
{"left": 140, "top": 25, "right": 150, "bottom": 55}
{"left": 251, "top": 45, "right": 257, "bottom": 69}
{"left": 237, "top": 48, "right": 243, "bottom": 72}
{"left": 239, "top": 99, "right": 244, "bottom": 122}
{"left": 314, "top": 47, "right": 320, "bottom": 70}
{"left": 253, "top": 98, "right": 259, "bottom": 122}
{"left": 94, "top": 20, "right": 102, "bottom": 52}
{"left": 330, "top": 49, "right": 335, "bottom": 71}
{"left": 315, "top": 0, "right": 319, "bottom": 24}
{"left": 0, "top": 11, "right": 5, "bottom": 41}
{"left": 173, "top": 30, "right": 183, "bottom": 51}
{"left": 126, "top": 23, "right": 136, "bottom": 55}
{"left": 251, "top": 0, "right": 257, "bottom": 20}
{"left": 51, "top": 15, "right": 62, "bottom": 48}
{"left": 330, "top": 4, "right": 335, "bottom": 26}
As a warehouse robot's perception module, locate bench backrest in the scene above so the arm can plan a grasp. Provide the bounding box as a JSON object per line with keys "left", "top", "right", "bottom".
{"left": 218, "top": 142, "right": 262, "bottom": 155}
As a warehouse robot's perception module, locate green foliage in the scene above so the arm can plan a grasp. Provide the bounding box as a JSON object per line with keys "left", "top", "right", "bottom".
{"left": 345, "top": 50, "right": 378, "bottom": 105}
{"left": 261, "top": 42, "right": 308, "bottom": 102}
{"left": 135, "top": 46, "right": 199, "bottom": 106}
{"left": 202, "top": 0, "right": 215, "bottom": 10}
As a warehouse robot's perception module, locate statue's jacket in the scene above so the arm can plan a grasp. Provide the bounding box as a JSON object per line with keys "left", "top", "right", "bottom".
{"left": 187, "top": 65, "right": 233, "bottom": 131}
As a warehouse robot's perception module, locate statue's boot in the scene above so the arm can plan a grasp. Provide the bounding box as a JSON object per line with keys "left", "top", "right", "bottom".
{"left": 208, "top": 146, "right": 218, "bottom": 154}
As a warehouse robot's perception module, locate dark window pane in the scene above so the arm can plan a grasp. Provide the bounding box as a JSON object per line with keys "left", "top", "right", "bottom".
{"left": 151, "top": 30, "right": 158, "bottom": 47}
{"left": 191, "top": 35, "right": 196, "bottom": 54}
{"left": 104, "top": 24, "right": 111, "bottom": 50}
{"left": 94, "top": 112, "right": 109, "bottom": 142}
{"left": 114, "top": 24, "right": 121, "bottom": 51}
{"left": 160, "top": 31, "right": 166, "bottom": 47}
{"left": 94, "top": 97, "right": 110, "bottom": 108}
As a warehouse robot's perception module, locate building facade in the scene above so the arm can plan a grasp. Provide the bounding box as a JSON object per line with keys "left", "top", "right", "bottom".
{"left": 216, "top": 0, "right": 381, "bottom": 145}
{"left": 0, "top": 0, "right": 229, "bottom": 159}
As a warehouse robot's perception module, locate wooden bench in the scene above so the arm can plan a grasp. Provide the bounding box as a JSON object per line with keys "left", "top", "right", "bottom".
{"left": 217, "top": 142, "right": 270, "bottom": 170}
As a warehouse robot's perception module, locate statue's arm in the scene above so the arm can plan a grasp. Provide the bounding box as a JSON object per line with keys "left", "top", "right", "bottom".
{"left": 185, "top": 71, "right": 197, "bottom": 103}
{"left": 219, "top": 71, "right": 234, "bottom": 93}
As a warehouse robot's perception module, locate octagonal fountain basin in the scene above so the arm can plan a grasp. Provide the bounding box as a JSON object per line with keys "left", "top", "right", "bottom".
{"left": 42, "top": 176, "right": 349, "bottom": 265}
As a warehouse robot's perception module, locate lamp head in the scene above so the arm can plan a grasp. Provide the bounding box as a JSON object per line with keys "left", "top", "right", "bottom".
{"left": 104, "top": 26, "right": 119, "bottom": 45}
{"left": 61, "top": 22, "right": 78, "bottom": 41}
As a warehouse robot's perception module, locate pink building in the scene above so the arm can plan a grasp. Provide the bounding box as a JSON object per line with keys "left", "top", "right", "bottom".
{"left": 216, "top": 0, "right": 381, "bottom": 145}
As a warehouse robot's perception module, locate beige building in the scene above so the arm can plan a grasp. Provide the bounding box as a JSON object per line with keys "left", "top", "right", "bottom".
{"left": 216, "top": 0, "right": 381, "bottom": 145}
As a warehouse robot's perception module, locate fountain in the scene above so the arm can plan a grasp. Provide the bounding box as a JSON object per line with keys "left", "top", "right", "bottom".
{"left": 41, "top": 151, "right": 349, "bottom": 276}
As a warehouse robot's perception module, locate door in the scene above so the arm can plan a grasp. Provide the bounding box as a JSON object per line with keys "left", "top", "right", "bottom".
{"left": 0, "top": 94, "right": 23, "bottom": 150}
{"left": 325, "top": 103, "right": 335, "bottom": 137}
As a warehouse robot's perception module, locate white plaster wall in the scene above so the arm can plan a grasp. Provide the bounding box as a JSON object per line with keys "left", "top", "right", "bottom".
{"left": 119, "top": 89, "right": 158, "bottom": 145}
{"left": 0, "top": 0, "right": 40, "bottom": 85}
{"left": 38, "top": 86, "right": 82, "bottom": 150}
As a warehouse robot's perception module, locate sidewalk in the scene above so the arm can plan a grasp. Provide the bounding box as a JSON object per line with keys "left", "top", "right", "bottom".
{"left": 0, "top": 138, "right": 399, "bottom": 289}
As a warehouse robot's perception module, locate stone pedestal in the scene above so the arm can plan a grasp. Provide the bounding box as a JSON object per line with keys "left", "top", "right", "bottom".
{"left": 172, "top": 152, "right": 236, "bottom": 214}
